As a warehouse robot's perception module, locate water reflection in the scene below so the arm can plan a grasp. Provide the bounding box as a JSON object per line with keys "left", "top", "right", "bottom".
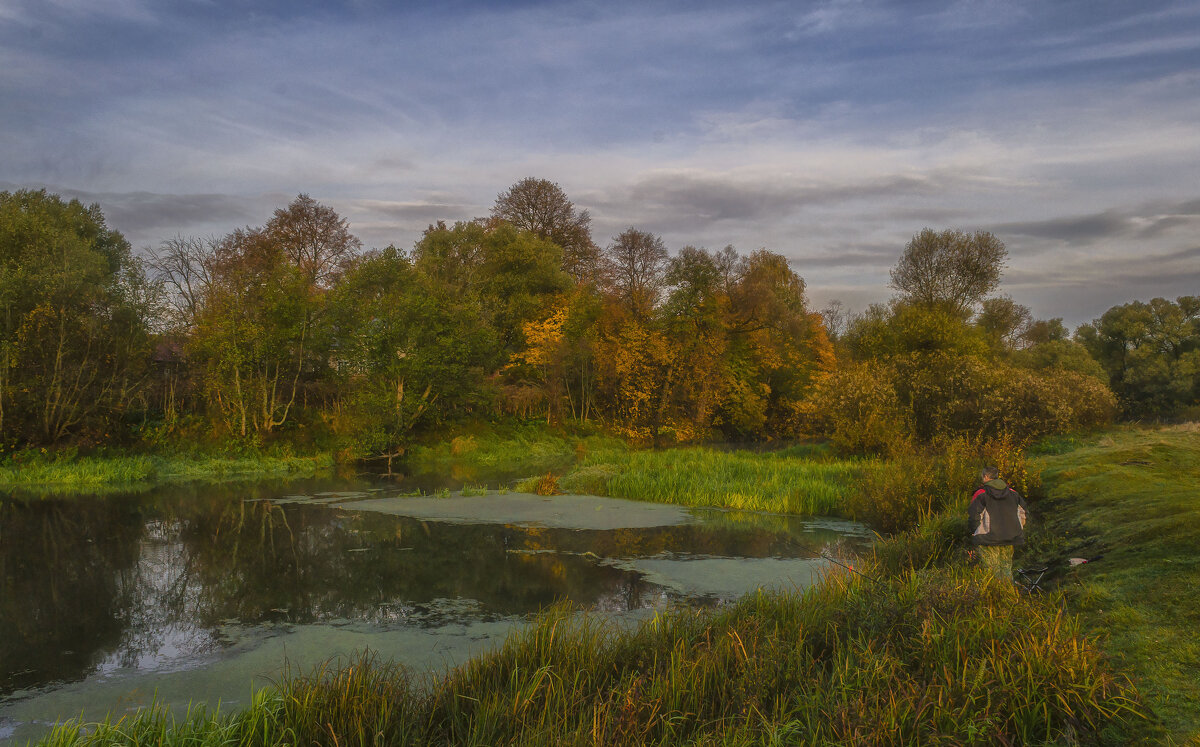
{"left": 0, "top": 483, "right": 864, "bottom": 708}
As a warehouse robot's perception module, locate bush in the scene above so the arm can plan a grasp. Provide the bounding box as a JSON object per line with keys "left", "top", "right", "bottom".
{"left": 816, "top": 353, "right": 1116, "bottom": 451}
{"left": 847, "top": 435, "right": 1037, "bottom": 534}
{"left": 810, "top": 361, "right": 912, "bottom": 456}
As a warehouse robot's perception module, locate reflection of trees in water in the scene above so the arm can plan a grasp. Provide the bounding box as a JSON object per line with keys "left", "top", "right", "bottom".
{"left": 1, "top": 488, "right": 854, "bottom": 698}
{"left": 0, "top": 495, "right": 145, "bottom": 695}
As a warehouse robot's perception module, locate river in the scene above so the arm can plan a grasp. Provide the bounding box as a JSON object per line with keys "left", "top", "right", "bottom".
{"left": 0, "top": 476, "right": 869, "bottom": 744}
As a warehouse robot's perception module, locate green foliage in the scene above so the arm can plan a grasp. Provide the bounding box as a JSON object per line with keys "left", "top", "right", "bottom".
{"left": 191, "top": 229, "right": 313, "bottom": 438}
{"left": 0, "top": 189, "right": 154, "bottom": 445}
{"left": 4, "top": 184, "right": 1181, "bottom": 464}
{"left": 889, "top": 228, "right": 1008, "bottom": 314}
{"left": 1011, "top": 338, "right": 1108, "bottom": 380}
{"left": 1077, "top": 296, "right": 1200, "bottom": 419}
{"left": 413, "top": 220, "right": 570, "bottom": 357}
{"left": 491, "top": 176, "right": 600, "bottom": 284}
{"left": 329, "top": 246, "right": 496, "bottom": 461}
{"left": 829, "top": 301, "right": 1116, "bottom": 447}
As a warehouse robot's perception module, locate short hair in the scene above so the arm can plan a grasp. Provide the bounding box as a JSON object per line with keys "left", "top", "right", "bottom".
{"left": 981, "top": 466, "right": 999, "bottom": 480}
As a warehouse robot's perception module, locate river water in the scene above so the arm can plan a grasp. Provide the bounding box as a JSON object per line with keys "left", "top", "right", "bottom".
{"left": 0, "top": 477, "right": 869, "bottom": 744}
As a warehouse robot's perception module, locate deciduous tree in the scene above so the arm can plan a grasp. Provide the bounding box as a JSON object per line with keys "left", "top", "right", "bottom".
{"left": 0, "top": 190, "right": 154, "bottom": 444}
{"left": 890, "top": 228, "right": 1007, "bottom": 314}
{"left": 605, "top": 228, "right": 668, "bottom": 320}
{"left": 492, "top": 178, "right": 600, "bottom": 283}
{"left": 1077, "top": 296, "right": 1200, "bottom": 417}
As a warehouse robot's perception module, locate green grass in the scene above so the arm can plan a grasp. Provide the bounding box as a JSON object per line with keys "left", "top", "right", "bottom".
{"left": 23, "top": 427, "right": 1169, "bottom": 745}
{"left": 551, "top": 443, "right": 869, "bottom": 517}
{"left": 34, "top": 566, "right": 1145, "bottom": 746}
{"left": 0, "top": 451, "right": 335, "bottom": 495}
{"left": 1026, "top": 424, "right": 1200, "bottom": 744}
{"left": 408, "top": 423, "right": 865, "bottom": 518}
{"left": 406, "top": 421, "right": 625, "bottom": 475}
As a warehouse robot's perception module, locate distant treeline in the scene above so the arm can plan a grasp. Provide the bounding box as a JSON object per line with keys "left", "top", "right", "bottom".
{"left": 1, "top": 182, "right": 1196, "bottom": 455}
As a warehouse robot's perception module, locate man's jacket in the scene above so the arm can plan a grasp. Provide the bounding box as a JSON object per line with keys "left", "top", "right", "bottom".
{"left": 968, "top": 478, "right": 1029, "bottom": 546}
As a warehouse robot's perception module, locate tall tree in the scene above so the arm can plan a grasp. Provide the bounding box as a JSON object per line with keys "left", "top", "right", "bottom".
{"left": 605, "top": 228, "right": 668, "bottom": 320}
{"left": 413, "top": 221, "right": 570, "bottom": 358}
{"left": 192, "top": 228, "right": 310, "bottom": 437}
{"left": 890, "top": 228, "right": 1007, "bottom": 314}
{"left": 977, "top": 296, "right": 1032, "bottom": 351}
{"left": 1077, "top": 296, "right": 1200, "bottom": 417}
{"left": 492, "top": 178, "right": 600, "bottom": 283}
{"left": 148, "top": 235, "right": 217, "bottom": 332}
{"left": 189, "top": 196, "right": 360, "bottom": 437}
{"left": 331, "top": 247, "right": 495, "bottom": 469}
{"left": 265, "top": 194, "right": 361, "bottom": 289}
{"left": 0, "top": 190, "right": 154, "bottom": 444}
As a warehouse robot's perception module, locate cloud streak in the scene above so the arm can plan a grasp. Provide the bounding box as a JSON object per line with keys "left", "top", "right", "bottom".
{"left": 1, "top": 1, "right": 1198, "bottom": 325}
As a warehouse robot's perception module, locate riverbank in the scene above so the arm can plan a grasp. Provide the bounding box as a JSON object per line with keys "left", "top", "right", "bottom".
{"left": 0, "top": 423, "right": 868, "bottom": 518}
{"left": 20, "top": 426, "right": 1179, "bottom": 745}
{"left": 0, "top": 450, "right": 336, "bottom": 495}
{"left": 33, "top": 566, "right": 1144, "bottom": 746}
{"left": 1025, "top": 424, "right": 1200, "bottom": 743}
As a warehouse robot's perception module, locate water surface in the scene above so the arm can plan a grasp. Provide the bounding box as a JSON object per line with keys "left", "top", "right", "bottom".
{"left": 0, "top": 478, "right": 868, "bottom": 744}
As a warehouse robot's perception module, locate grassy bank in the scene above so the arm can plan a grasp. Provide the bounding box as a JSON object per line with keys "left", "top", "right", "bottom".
{"left": 1027, "top": 424, "right": 1200, "bottom": 743}
{"left": 406, "top": 422, "right": 627, "bottom": 476}
{"left": 545, "top": 443, "right": 868, "bottom": 517}
{"left": 20, "top": 426, "right": 1171, "bottom": 745}
{"left": 35, "top": 564, "right": 1145, "bottom": 746}
{"left": 0, "top": 451, "right": 336, "bottom": 495}
{"left": 403, "top": 422, "right": 869, "bottom": 518}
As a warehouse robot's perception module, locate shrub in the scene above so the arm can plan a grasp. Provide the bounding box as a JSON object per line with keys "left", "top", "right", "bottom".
{"left": 848, "top": 435, "right": 1037, "bottom": 534}
{"left": 811, "top": 361, "right": 912, "bottom": 456}
{"left": 817, "top": 354, "right": 1117, "bottom": 452}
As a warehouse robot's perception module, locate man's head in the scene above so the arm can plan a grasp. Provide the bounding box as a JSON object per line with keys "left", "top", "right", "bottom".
{"left": 980, "top": 466, "right": 999, "bottom": 483}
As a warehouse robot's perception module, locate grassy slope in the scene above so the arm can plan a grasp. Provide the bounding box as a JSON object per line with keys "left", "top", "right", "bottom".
{"left": 1030, "top": 425, "right": 1200, "bottom": 744}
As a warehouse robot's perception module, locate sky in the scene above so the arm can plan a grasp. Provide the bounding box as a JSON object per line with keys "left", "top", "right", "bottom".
{"left": 2, "top": 0, "right": 1198, "bottom": 327}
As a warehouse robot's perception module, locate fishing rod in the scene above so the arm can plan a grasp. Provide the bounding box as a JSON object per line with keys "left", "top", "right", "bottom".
{"left": 793, "top": 544, "right": 881, "bottom": 585}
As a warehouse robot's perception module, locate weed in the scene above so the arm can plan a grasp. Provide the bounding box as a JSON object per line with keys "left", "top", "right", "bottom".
{"left": 533, "top": 472, "right": 559, "bottom": 496}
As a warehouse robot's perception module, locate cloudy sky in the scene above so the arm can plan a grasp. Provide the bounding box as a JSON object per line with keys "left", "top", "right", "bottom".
{"left": 2, "top": 0, "right": 1198, "bottom": 326}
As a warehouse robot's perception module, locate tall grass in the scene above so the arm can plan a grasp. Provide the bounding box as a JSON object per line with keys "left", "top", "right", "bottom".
{"left": 845, "top": 435, "right": 1038, "bottom": 534}
{"left": 36, "top": 566, "right": 1147, "bottom": 746}
{"left": 0, "top": 451, "right": 335, "bottom": 495}
{"left": 406, "top": 422, "right": 626, "bottom": 475}
{"left": 557, "top": 445, "right": 869, "bottom": 516}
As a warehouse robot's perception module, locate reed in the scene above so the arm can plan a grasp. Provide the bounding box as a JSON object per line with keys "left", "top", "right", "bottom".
{"left": 559, "top": 445, "right": 869, "bottom": 516}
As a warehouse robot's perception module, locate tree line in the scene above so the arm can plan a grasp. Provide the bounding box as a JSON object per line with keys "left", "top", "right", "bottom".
{"left": 1, "top": 183, "right": 1196, "bottom": 455}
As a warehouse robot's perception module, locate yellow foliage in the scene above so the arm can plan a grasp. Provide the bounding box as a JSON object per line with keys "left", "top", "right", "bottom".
{"left": 512, "top": 300, "right": 569, "bottom": 369}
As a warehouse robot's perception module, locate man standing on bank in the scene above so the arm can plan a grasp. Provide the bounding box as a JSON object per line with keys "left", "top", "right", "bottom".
{"left": 968, "top": 466, "right": 1029, "bottom": 583}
